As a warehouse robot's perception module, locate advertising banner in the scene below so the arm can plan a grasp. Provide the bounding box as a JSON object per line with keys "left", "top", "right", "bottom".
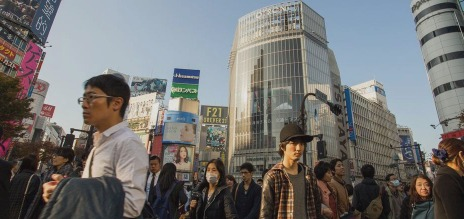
{"left": 0, "top": 53, "right": 18, "bottom": 70}
{"left": 0, "top": 0, "right": 41, "bottom": 27}
{"left": 201, "top": 105, "right": 228, "bottom": 125}
{"left": 130, "top": 76, "right": 167, "bottom": 98}
{"left": 344, "top": 89, "right": 356, "bottom": 141}
{"left": 31, "top": 0, "right": 63, "bottom": 45}
{"left": 163, "top": 144, "right": 195, "bottom": 172}
{"left": 17, "top": 41, "right": 42, "bottom": 99}
{"left": 171, "top": 83, "right": 198, "bottom": 99}
{"left": 400, "top": 135, "right": 415, "bottom": 163}
{"left": 163, "top": 111, "right": 198, "bottom": 145}
{"left": 205, "top": 126, "right": 227, "bottom": 147}
{"left": 40, "top": 103, "right": 55, "bottom": 118}
{"left": 172, "top": 68, "right": 200, "bottom": 85}
{"left": 0, "top": 42, "right": 16, "bottom": 60}
{"left": 0, "top": 22, "right": 18, "bottom": 45}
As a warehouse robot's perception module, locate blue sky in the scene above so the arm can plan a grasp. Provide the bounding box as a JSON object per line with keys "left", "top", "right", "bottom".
{"left": 38, "top": 0, "right": 442, "bottom": 155}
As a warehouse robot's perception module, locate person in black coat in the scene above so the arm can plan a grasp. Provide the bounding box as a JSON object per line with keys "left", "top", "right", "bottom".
{"left": 232, "top": 162, "right": 262, "bottom": 219}
{"left": 352, "top": 164, "right": 390, "bottom": 219}
{"left": 0, "top": 158, "right": 12, "bottom": 219}
{"left": 431, "top": 138, "right": 464, "bottom": 219}
{"left": 190, "top": 159, "right": 238, "bottom": 219}
{"left": 9, "top": 154, "right": 42, "bottom": 219}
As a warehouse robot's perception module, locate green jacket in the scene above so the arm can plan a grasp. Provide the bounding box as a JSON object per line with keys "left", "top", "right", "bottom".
{"left": 411, "top": 200, "right": 434, "bottom": 219}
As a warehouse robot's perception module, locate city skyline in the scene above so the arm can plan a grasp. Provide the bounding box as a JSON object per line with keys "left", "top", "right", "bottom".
{"left": 37, "top": 0, "right": 442, "bottom": 154}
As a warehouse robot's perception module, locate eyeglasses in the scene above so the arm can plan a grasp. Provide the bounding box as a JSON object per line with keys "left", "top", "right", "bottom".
{"left": 77, "top": 94, "right": 114, "bottom": 105}
{"left": 240, "top": 171, "right": 250, "bottom": 175}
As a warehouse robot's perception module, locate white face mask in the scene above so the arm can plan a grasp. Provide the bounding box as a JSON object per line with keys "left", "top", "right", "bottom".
{"left": 391, "top": 179, "right": 400, "bottom": 187}
{"left": 206, "top": 172, "right": 218, "bottom": 184}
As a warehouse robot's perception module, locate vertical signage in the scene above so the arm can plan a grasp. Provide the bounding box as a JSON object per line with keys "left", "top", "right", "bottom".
{"left": 31, "top": 0, "right": 63, "bottom": 45}
{"left": 17, "top": 41, "right": 42, "bottom": 99}
{"left": 344, "top": 89, "right": 356, "bottom": 141}
{"left": 400, "top": 135, "right": 415, "bottom": 163}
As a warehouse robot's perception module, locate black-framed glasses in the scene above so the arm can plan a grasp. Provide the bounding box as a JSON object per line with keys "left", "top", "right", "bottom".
{"left": 77, "top": 94, "right": 114, "bottom": 105}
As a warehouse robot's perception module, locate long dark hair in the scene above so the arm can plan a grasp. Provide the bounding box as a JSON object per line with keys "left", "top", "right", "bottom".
{"left": 19, "top": 154, "right": 38, "bottom": 173}
{"left": 175, "top": 146, "right": 189, "bottom": 163}
{"left": 409, "top": 174, "right": 433, "bottom": 205}
{"left": 198, "top": 159, "right": 226, "bottom": 191}
{"left": 158, "top": 163, "right": 177, "bottom": 193}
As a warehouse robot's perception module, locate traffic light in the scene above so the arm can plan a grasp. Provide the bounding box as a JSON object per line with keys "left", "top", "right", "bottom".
{"left": 317, "top": 140, "right": 327, "bottom": 159}
{"left": 63, "top": 134, "right": 75, "bottom": 147}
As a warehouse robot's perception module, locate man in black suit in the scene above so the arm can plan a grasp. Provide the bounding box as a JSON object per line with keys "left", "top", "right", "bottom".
{"left": 146, "top": 155, "right": 161, "bottom": 204}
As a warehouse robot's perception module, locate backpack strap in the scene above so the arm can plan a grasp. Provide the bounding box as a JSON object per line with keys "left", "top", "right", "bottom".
{"left": 233, "top": 183, "right": 239, "bottom": 201}
{"left": 19, "top": 174, "right": 35, "bottom": 217}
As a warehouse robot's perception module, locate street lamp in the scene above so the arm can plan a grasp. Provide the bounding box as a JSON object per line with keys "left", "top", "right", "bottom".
{"left": 390, "top": 153, "right": 402, "bottom": 181}
{"left": 298, "top": 92, "right": 342, "bottom": 165}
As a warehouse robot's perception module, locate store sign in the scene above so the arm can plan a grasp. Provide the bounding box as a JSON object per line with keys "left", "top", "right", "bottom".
{"left": 40, "top": 104, "right": 55, "bottom": 118}
{"left": 201, "top": 105, "right": 228, "bottom": 125}
{"left": 0, "top": 54, "right": 18, "bottom": 69}
{"left": 411, "top": 0, "right": 430, "bottom": 13}
{"left": 0, "top": 43, "right": 16, "bottom": 60}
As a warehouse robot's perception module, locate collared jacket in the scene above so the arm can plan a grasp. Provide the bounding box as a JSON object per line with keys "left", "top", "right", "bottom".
{"left": 433, "top": 165, "right": 464, "bottom": 219}
{"left": 232, "top": 179, "right": 262, "bottom": 219}
{"left": 191, "top": 185, "right": 238, "bottom": 219}
{"left": 328, "top": 176, "right": 351, "bottom": 216}
{"left": 259, "top": 162, "right": 322, "bottom": 219}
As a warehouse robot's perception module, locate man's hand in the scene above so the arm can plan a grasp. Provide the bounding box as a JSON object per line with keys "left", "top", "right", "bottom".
{"left": 42, "top": 174, "right": 64, "bottom": 202}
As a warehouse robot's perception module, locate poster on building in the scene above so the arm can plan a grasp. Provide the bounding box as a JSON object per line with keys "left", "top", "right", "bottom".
{"left": 170, "top": 68, "right": 200, "bottom": 100}
{"left": 17, "top": 41, "right": 42, "bottom": 99}
{"left": 400, "top": 135, "right": 415, "bottom": 163}
{"left": 344, "top": 89, "right": 356, "bottom": 141}
{"left": 201, "top": 105, "right": 228, "bottom": 125}
{"left": 163, "top": 111, "right": 198, "bottom": 145}
{"left": 206, "top": 126, "right": 226, "bottom": 147}
{"left": 0, "top": 0, "right": 41, "bottom": 27}
{"left": 271, "top": 86, "right": 293, "bottom": 111}
{"left": 40, "top": 103, "right": 55, "bottom": 118}
{"left": 130, "top": 76, "right": 167, "bottom": 98}
{"left": 163, "top": 144, "right": 195, "bottom": 172}
{"left": 0, "top": 42, "right": 16, "bottom": 60}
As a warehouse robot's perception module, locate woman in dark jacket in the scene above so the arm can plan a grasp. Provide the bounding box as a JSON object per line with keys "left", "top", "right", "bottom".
{"left": 432, "top": 138, "right": 464, "bottom": 219}
{"left": 190, "top": 159, "right": 238, "bottom": 219}
{"left": 8, "top": 154, "right": 42, "bottom": 219}
{"left": 152, "top": 163, "right": 187, "bottom": 219}
{"left": 400, "top": 174, "right": 433, "bottom": 219}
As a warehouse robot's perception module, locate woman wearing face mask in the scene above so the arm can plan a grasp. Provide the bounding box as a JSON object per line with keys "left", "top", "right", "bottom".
{"left": 400, "top": 174, "right": 434, "bottom": 219}
{"left": 189, "top": 159, "right": 238, "bottom": 219}
{"left": 432, "top": 138, "right": 464, "bottom": 219}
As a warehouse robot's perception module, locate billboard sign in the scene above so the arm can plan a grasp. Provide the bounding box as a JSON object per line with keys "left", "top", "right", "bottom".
{"left": 17, "top": 41, "right": 42, "bottom": 99}
{"left": 171, "top": 83, "right": 199, "bottom": 100}
{"left": 130, "top": 76, "right": 167, "bottom": 98}
{"left": 171, "top": 68, "right": 200, "bottom": 100}
{"left": 344, "top": 89, "right": 356, "bottom": 141}
{"left": 201, "top": 105, "right": 228, "bottom": 125}
{"left": 40, "top": 103, "right": 55, "bottom": 118}
{"left": 205, "top": 126, "right": 227, "bottom": 147}
{"left": 163, "top": 111, "right": 198, "bottom": 145}
{"left": 0, "top": 42, "right": 16, "bottom": 60}
{"left": 0, "top": 0, "right": 41, "bottom": 27}
{"left": 400, "top": 135, "right": 415, "bottom": 163}
{"left": 163, "top": 144, "right": 195, "bottom": 172}
{"left": 0, "top": 22, "right": 18, "bottom": 45}
{"left": 31, "top": 0, "right": 63, "bottom": 45}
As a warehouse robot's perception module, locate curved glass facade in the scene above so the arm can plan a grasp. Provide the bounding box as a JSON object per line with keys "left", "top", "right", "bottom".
{"left": 228, "top": 1, "right": 345, "bottom": 175}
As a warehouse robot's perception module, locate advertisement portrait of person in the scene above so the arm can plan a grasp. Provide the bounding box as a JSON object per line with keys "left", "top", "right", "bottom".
{"left": 163, "top": 122, "right": 197, "bottom": 145}
{"left": 163, "top": 145, "right": 194, "bottom": 172}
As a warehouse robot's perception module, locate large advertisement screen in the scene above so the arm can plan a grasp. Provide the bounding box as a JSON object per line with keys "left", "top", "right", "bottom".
{"left": 163, "top": 144, "right": 195, "bottom": 172}
{"left": 201, "top": 105, "right": 228, "bottom": 125}
{"left": 205, "top": 126, "right": 226, "bottom": 147}
{"left": 400, "top": 135, "right": 415, "bottom": 163}
{"left": 163, "top": 111, "right": 198, "bottom": 145}
{"left": 130, "top": 76, "right": 167, "bottom": 98}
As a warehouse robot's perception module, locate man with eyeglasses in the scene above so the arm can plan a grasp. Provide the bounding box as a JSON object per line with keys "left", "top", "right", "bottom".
{"left": 232, "top": 162, "right": 262, "bottom": 219}
{"left": 42, "top": 74, "right": 148, "bottom": 218}
{"left": 260, "top": 123, "right": 321, "bottom": 219}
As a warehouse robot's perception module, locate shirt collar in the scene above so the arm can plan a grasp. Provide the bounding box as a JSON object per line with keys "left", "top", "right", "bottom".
{"left": 93, "top": 121, "right": 128, "bottom": 147}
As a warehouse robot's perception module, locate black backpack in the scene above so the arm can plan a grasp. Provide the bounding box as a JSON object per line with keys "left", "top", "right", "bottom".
{"left": 152, "top": 182, "right": 177, "bottom": 219}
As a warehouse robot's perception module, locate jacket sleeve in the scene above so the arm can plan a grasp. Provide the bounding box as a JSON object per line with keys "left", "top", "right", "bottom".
{"left": 434, "top": 174, "right": 464, "bottom": 219}
{"left": 380, "top": 187, "right": 391, "bottom": 218}
{"left": 352, "top": 186, "right": 360, "bottom": 211}
{"left": 260, "top": 173, "right": 275, "bottom": 219}
{"left": 244, "top": 185, "right": 262, "bottom": 219}
{"left": 399, "top": 196, "right": 410, "bottom": 219}
{"left": 223, "top": 188, "right": 239, "bottom": 219}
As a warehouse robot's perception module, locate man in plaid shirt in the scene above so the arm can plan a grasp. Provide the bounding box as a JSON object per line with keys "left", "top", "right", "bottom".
{"left": 260, "top": 123, "right": 322, "bottom": 219}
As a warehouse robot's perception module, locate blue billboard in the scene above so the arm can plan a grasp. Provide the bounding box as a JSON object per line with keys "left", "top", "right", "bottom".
{"left": 400, "top": 135, "right": 415, "bottom": 163}
{"left": 31, "top": 0, "right": 62, "bottom": 45}
{"left": 172, "top": 68, "right": 200, "bottom": 85}
{"left": 344, "top": 88, "right": 356, "bottom": 141}
{"left": 163, "top": 111, "right": 198, "bottom": 145}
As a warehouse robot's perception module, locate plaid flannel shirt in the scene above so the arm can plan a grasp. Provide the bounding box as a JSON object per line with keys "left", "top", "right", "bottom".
{"left": 260, "top": 162, "right": 322, "bottom": 219}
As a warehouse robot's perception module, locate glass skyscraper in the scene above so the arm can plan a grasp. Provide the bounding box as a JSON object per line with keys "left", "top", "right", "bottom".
{"left": 228, "top": 1, "right": 348, "bottom": 176}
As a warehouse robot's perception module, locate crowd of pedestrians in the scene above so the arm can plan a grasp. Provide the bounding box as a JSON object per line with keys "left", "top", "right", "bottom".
{"left": 0, "top": 74, "right": 463, "bottom": 219}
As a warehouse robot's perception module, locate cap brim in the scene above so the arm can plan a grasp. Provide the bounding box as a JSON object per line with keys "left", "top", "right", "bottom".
{"left": 285, "top": 134, "right": 314, "bottom": 143}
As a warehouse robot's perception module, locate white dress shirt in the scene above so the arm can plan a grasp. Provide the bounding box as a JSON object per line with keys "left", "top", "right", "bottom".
{"left": 145, "top": 171, "right": 160, "bottom": 195}
{"left": 83, "top": 121, "right": 149, "bottom": 218}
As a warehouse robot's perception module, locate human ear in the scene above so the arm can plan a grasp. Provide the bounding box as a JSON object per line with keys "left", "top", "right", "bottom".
{"left": 111, "top": 97, "right": 123, "bottom": 111}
